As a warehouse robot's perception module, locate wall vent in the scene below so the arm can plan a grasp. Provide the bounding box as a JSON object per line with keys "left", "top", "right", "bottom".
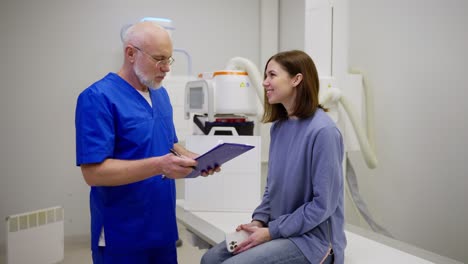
{"left": 5, "top": 206, "right": 64, "bottom": 264}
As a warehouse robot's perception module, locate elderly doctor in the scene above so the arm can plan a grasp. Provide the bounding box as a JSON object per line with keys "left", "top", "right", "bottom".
{"left": 75, "top": 21, "right": 218, "bottom": 264}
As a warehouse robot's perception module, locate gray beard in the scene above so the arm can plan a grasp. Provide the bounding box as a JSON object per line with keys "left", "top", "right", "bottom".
{"left": 135, "top": 67, "right": 161, "bottom": 90}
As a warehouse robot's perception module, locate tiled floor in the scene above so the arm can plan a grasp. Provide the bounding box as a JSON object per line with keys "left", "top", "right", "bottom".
{"left": 1, "top": 223, "right": 208, "bottom": 264}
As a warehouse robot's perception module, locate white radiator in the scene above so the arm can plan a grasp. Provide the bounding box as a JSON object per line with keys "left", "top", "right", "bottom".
{"left": 5, "top": 206, "right": 64, "bottom": 264}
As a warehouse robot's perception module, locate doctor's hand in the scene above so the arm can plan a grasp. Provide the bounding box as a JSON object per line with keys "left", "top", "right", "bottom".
{"left": 172, "top": 147, "right": 221, "bottom": 177}
{"left": 232, "top": 224, "right": 271, "bottom": 254}
{"left": 159, "top": 153, "right": 197, "bottom": 179}
{"left": 199, "top": 165, "right": 221, "bottom": 177}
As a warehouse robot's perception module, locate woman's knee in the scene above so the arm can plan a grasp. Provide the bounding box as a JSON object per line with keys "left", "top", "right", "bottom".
{"left": 201, "top": 242, "right": 228, "bottom": 264}
{"left": 200, "top": 252, "right": 210, "bottom": 264}
{"left": 201, "top": 247, "right": 218, "bottom": 264}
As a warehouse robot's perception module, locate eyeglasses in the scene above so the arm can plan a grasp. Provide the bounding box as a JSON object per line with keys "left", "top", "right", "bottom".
{"left": 132, "top": 45, "right": 175, "bottom": 66}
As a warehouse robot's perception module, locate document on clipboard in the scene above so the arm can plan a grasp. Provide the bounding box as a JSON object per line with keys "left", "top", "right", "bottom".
{"left": 185, "top": 142, "right": 255, "bottom": 178}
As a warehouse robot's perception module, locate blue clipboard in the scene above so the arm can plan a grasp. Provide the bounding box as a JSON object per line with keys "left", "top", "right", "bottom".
{"left": 186, "top": 142, "right": 255, "bottom": 178}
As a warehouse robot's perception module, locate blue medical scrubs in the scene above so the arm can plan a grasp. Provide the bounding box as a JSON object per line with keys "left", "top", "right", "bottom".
{"left": 75, "top": 73, "right": 178, "bottom": 256}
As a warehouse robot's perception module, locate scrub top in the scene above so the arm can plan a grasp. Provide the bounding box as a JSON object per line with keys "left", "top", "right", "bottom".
{"left": 75, "top": 73, "right": 178, "bottom": 253}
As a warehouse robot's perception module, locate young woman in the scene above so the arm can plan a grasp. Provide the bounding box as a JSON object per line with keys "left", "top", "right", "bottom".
{"left": 201, "top": 50, "right": 346, "bottom": 264}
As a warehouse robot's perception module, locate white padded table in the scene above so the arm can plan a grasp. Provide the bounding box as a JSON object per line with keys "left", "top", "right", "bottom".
{"left": 176, "top": 200, "right": 462, "bottom": 264}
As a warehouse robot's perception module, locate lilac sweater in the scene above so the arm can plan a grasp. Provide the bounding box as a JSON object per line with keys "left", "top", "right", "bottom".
{"left": 253, "top": 109, "right": 346, "bottom": 264}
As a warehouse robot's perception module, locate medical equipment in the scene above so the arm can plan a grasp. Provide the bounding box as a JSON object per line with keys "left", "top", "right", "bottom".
{"left": 184, "top": 70, "right": 260, "bottom": 136}
{"left": 183, "top": 61, "right": 264, "bottom": 213}
{"left": 185, "top": 71, "right": 257, "bottom": 121}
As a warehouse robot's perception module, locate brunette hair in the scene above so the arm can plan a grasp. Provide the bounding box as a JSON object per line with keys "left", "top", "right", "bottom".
{"left": 262, "top": 50, "right": 326, "bottom": 123}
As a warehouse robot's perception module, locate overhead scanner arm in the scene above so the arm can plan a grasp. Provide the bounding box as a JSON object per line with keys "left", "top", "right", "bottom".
{"left": 320, "top": 87, "right": 378, "bottom": 169}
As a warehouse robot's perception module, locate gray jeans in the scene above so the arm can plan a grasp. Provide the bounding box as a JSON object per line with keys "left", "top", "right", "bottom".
{"left": 200, "top": 238, "right": 333, "bottom": 264}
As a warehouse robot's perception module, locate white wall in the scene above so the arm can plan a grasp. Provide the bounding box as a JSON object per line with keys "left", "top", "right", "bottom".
{"left": 278, "top": 0, "right": 305, "bottom": 51}
{"left": 347, "top": 0, "right": 468, "bottom": 263}
{"left": 0, "top": 0, "right": 260, "bottom": 244}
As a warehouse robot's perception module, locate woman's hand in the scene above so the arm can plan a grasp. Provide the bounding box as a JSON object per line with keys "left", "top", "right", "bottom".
{"left": 232, "top": 224, "right": 272, "bottom": 254}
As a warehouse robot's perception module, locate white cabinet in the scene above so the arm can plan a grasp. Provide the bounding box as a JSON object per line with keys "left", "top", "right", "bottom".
{"left": 184, "top": 135, "right": 261, "bottom": 212}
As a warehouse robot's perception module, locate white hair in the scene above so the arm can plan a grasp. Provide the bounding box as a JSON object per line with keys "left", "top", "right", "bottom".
{"left": 120, "top": 21, "right": 168, "bottom": 47}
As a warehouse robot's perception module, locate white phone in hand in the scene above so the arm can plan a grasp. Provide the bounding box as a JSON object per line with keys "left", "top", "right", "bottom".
{"left": 225, "top": 230, "right": 250, "bottom": 253}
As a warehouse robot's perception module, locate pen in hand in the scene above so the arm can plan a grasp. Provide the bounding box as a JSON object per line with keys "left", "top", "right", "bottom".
{"left": 169, "top": 148, "right": 181, "bottom": 157}
{"left": 170, "top": 149, "right": 197, "bottom": 170}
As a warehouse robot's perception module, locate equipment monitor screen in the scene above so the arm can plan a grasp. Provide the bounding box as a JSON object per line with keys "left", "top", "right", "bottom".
{"left": 189, "top": 87, "right": 204, "bottom": 109}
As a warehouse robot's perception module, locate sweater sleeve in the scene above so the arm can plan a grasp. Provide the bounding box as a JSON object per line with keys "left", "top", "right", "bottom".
{"left": 252, "top": 122, "right": 277, "bottom": 224}
{"left": 252, "top": 184, "right": 271, "bottom": 224}
{"left": 268, "top": 126, "right": 344, "bottom": 239}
